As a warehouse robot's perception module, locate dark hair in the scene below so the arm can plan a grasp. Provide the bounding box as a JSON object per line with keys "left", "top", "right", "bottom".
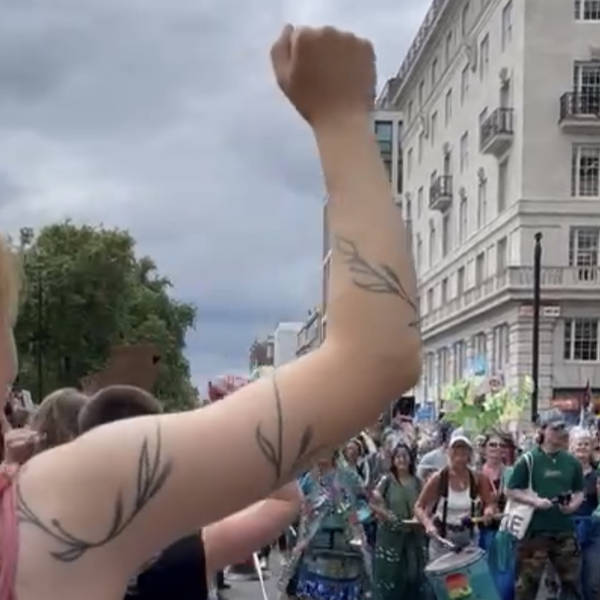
{"left": 30, "top": 388, "right": 89, "bottom": 451}
{"left": 78, "top": 385, "right": 162, "bottom": 434}
{"left": 390, "top": 443, "right": 415, "bottom": 478}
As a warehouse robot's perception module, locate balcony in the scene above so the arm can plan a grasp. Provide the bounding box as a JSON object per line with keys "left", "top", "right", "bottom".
{"left": 420, "top": 266, "right": 600, "bottom": 332}
{"left": 429, "top": 175, "right": 453, "bottom": 212}
{"left": 559, "top": 92, "right": 600, "bottom": 134}
{"left": 480, "top": 108, "right": 514, "bottom": 157}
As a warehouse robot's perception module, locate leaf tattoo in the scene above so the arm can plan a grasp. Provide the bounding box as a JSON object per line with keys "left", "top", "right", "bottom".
{"left": 336, "top": 236, "right": 419, "bottom": 328}
{"left": 17, "top": 423, "right": 173, "bottom": 562}
{"left": 256, "top": 375, "right": 324, "bottom": 486}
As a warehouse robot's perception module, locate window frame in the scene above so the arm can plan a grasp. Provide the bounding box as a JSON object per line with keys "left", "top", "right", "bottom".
{"left": 564, "top": 318, "right": 599, "bottom": 361}
{"left": 572, "top": 144, "right": 600, "bottom": 197}
{"left": 502, "top": 1, "right": 513, "bottom": 50}
{"left": 479, "top": 34, "right": 490, "bottom": 81}
{"left": 445, "top": 88, "right": 453, "bottom": 126}
{"left": 575, "top": 0, "right": 600, "bottom": 21}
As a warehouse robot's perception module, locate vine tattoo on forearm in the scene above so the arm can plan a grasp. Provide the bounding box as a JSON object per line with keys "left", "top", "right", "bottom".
{"left": 17, "top": 423, "right": 173, "bottom": 562}
{"left": 255, "top": 375, "right": 326, "bottom": 486}
{"left": 336, "top": 236, "right": 419, "bottom": 328}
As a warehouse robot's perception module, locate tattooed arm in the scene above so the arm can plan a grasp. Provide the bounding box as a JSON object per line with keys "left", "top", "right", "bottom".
{"left": 14, "top": 26, "right": 420, "bottom": 600}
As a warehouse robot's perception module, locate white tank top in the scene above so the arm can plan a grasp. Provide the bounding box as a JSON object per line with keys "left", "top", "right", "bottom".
{"left": 435, "top": 484, "right": 472, "bottom": 525}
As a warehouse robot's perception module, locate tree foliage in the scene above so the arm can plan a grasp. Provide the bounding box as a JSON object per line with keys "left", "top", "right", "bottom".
{"left": 14, "top": 222, "right": 197, "bottom": 411}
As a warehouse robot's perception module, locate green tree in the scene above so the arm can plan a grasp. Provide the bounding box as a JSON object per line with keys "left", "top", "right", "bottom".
{"left": 14, "top": 222, "right": 197, "bottom": 411}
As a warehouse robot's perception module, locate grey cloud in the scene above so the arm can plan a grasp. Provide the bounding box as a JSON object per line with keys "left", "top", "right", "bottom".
{"left": 0, "top": 0, "right": 425, "bottom": 396}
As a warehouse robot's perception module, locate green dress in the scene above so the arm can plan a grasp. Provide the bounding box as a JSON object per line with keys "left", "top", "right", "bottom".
{"left": 373, "top": 475, "right": 427, "bottom": 600}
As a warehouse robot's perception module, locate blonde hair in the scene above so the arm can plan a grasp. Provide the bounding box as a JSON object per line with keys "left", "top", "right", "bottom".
{"left": 30, "top": 388, "right": 88, "bottom": 451}
{"left": 0, "top": 236, "right": 20, "bottom": 326}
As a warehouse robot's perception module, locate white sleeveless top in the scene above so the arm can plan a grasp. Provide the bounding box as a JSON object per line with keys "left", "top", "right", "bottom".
{"left": 435, "top": 484, "right": 472, "bottom": 525}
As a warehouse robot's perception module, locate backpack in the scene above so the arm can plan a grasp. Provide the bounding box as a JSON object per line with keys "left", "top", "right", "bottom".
{"left": 434, "top": 467, "right": 478, "bottom": 539}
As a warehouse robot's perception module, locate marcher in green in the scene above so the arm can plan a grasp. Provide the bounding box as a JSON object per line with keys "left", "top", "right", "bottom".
{"left": 370, "top": 442, "right": 427, "bottom": 600}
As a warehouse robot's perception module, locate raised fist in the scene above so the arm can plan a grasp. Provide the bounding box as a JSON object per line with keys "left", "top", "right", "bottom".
{"left": 271, "top": 25, "right": 376, "bottom": 126}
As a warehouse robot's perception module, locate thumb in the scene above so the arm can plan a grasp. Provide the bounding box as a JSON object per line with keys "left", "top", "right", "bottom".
{"left": 270, "top": 24, "right": 294, "bottom": 76}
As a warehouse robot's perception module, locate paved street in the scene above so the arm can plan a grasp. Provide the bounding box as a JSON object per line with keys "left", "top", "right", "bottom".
{"left": 222, "top": 575, "right": 279, "bottom": 600}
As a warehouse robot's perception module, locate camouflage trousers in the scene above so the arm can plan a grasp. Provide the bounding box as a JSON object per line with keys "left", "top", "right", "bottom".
{"left": 515, "top": 532, "right": 582, "bottom": 600}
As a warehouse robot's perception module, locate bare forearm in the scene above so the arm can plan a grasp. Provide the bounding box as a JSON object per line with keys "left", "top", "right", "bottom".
{"left": 506, "top": 488, "right": 539, "bottom": 507}
{"left": 315, "top": 117, "right": 420, "bottom": 371}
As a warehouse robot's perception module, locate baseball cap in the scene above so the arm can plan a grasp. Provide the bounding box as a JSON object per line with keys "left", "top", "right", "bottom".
{"left": 538, "top": 409, "right": 567, "bottom": 430}
{"left": 449, "top": 431, "right": 473, "bottom": 449}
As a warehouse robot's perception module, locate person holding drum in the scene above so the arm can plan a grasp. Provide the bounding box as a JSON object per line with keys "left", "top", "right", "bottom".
{"left": 414, "top": 431, "right": 496, "bottom": 561}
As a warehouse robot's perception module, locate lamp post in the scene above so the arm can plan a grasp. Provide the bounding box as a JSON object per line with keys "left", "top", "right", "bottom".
{"left": 531, "top": 233, "right": 542, "bottom": 423}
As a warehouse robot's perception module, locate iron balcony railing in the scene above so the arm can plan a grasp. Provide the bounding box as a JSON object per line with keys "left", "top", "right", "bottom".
{"left": 480, "top": 108, "right": 514, "bottom": 150}
{"left": 429, "top": 175, "right": 453, "bottom": 209}
{"left": 560, "top": 92, "right": 600, "bottom": 120}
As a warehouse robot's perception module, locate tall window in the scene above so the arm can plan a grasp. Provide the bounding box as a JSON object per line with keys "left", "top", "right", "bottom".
{"left": 438, "top": 347, "right": 450, "bottom": 389}
{"left": 406, "top": 148, "right": 413, "bottom": 181}
{"left": 407, "top": 100, "right": 414, "bottom": 123}
{"left": 564, "top": 318, "right": 599, "bottom": 361}
{"left": 445, "top": 30, "right": 454, "bottom": 67}
{"left": 432, "top": 58, "right": 439, "bottom": 87}
{"left": 427, "top": 287, "right": 435, "bottom": 313}
{"left": 442, "top": 212, "right": 451, "bottom": 257}
{"left": 375, "top": 121, "right": 393, "bottom": 181}
{"left": 493, "top": 324, "right": 510, "bottom": 373}
{"left": 457, "top": 266, "right": 466, "bottom": 297}
{"left": 418, "top": 131, "right": 424, "bottom": 163}
{"left": 419, "top": 79, "right": 425, "bottom": 106}
{"left": 461, "top": 65, "right": 469, "bottom": 104}
{"left": 429, "top": 221, "right": 436, "bottom": 267}
{"left": 445, "top": 89, "right": 453, "bottom": 126}
{"left": 572, "top": 145, "right": 600, "bottom": 197}
{"left": 416, "top": 234, "right": 423, "bottom": 268}
{"left": 431, "top": 111, "right": 438, "bottom": 146}
{"left": 574, "top": 62, "right": 600, "bottom": 113}
{"left": 497, "top": 237, "right": 508, "bottom": 273}
{"left": 462, "top": 1, "right": 471, "bottom": 36}
{"left": 453, "top": 340, "right": 467, "bottom": 381}
{"left": 479, "top": 34, "right": 490, "bottom": 81}
{"left": 569, "top": 227, "right": 599, "bottom": 280}
{"left": 442, "top": 277, "right": 449, "bottom": 303}
{"left": 425, "top": 352, "right": 435, "bottom": 401}
{"left": 418, "top": 186, "right": 424, "bottom": 218}
{"left": 502, "top": 1, "right": 513, "bottom": 50}
{"left": 575, "top": 0, "right": 600, "bottom": 20}
{"left": 478, "top": 177, "right": 488, "bottom": 228}
{"left": 498, "top": 159, "right": 508, "bottom": 213}
{"left": 474, "top": 332, "right": 487, "bottom": 362}
{"left": 460, "top": 132, "right": 469, "bottom": 173}
{"left": 459, "top": 196, "right": 468, "bottom": 243}
{"left": 476, "top": 252, "right": 485, "bottom": 286}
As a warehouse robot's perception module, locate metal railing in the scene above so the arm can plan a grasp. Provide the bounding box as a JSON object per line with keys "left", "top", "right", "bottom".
{"left": 429, "top": 175, "right": 453, "bottom": 208}
{"left": 480, "top": 108, "right": 514, "bottom": 150}
{"left": 560, "top": 92, "right": 600, "bottom": 120}
{"left": 420, "top": 266, "right": 600, "bottom": 330}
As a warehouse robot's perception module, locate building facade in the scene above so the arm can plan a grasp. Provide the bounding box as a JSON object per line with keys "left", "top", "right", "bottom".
{"left": 321, "top": 110, "right": 405, "bottom": 337}
{"left": 296, "top": 308, "right": 322, "bottom": 356}
{"left": 249, "top": 336, "right": 274, "bottom": 371}
{"left": 378, "top": 0, "right": 600, "bottom": 413}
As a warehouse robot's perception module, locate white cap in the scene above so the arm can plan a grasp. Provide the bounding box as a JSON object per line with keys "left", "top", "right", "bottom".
{"left": 449, "top": 432, "right": 473, "bottom": 449}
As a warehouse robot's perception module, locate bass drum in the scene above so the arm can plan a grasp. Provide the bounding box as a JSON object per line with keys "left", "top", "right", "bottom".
{"left": 425, "top": 547, "right": 500, "bottom": 600}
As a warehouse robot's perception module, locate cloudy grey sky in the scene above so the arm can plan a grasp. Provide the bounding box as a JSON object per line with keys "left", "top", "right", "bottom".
{"left": 0, "top": 0, "right": 427, "bottom": 396}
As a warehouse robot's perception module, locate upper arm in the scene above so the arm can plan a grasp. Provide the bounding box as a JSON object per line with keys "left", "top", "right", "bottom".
{"left": 507, "top": 457, "right": 527, "bottom": 490}
{"left": 17, "top": 348, "right": 395, "bottom": 587}
{"left": 415, "top": 472, "right": 440, "bottom": 513}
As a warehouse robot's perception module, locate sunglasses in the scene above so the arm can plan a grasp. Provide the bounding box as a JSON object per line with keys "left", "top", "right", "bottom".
{"left": 486, "top": 442, "right": 508, "bottom": 449}
{"left": 549, "top": 423, "right": 566, "bottom": 431}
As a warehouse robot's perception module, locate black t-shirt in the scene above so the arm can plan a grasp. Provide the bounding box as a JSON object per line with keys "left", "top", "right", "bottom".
{"left": 124, "top": 533, "right": 208, "bottom": 600}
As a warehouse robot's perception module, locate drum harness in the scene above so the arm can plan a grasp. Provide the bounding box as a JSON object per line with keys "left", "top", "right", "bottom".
{"left": 433, "top": 467, "right": 478, "bottom": 542}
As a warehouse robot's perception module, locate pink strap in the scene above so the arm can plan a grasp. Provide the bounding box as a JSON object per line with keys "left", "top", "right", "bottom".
{"left": 0, "top": 465, "right": 18, "bottom": 600}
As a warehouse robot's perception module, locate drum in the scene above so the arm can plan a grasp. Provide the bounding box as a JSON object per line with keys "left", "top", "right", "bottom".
{"left": 425, "top": 547, "right": 500, "bottom": 600}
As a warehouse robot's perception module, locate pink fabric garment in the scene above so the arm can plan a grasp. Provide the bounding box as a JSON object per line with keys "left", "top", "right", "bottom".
{"left": 0, "top": 464, "right": 18, "bottom": 600}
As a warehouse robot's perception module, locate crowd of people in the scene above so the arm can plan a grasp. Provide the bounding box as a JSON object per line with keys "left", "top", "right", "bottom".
{"left": 274, "top": 407, "right": 600, "bottom": 600}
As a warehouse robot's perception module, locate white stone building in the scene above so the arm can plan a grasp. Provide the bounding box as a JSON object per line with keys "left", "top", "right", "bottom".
{"left": 376, "top": 0, "right": 600, "bottom": 415}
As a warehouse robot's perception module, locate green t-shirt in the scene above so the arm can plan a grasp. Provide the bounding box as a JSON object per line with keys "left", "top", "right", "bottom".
{"left": 507, "top": 447, "right": 584, "bottom": 535}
